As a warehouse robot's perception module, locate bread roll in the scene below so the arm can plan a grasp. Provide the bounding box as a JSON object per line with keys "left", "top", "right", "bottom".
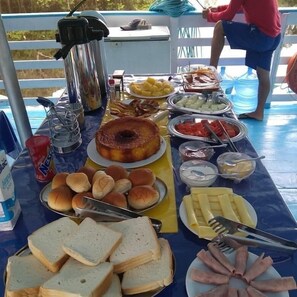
{"left": 128, "top": 168, "right": 156, "bottom": 187}
{"left": 51, "top": 172, "right": 69, "bottom": 189}
{"left": 92, "top": 174, "right": 115, "bottom": 200}
{"left": 77, "top": 166, "right": 97, "bottom": 184}
{"left": 47, "top": 185, "right": 74, "bottom": 212}
{"left": 66, "top": 172, "right": 91, "bottom": 193}
{"left": 127, "top": 185, "right": 159, "bottom": 210}
{"left": 105, "top": 165, "right": 129, "bottom": 181}
{"left": 113, "top": 178, "right": 132, "bottom": 194}
{"left": 71, "top": 192, "right": 93, "bottom": 210}
{"left": 92, "top": 170, "right": 107, "bottom": 184}
{"left": 102, "top": 192, "right": 128, "bottom": 209}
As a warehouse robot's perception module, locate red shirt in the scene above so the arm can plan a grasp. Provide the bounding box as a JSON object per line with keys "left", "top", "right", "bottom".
{"left": 207, "top": 0, "right": 281, "bottom": 37}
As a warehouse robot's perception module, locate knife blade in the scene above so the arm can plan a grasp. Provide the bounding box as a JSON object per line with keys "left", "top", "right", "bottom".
{"left": 82, "top": 196, "right": 162, "bottom": 233}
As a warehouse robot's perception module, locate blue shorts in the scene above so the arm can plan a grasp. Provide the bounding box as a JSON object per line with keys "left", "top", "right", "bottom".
{"left": 222, "top": 21, "right": 281, "bottom": 71}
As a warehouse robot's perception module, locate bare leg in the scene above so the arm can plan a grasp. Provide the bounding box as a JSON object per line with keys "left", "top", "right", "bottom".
{"left": 210, "top": 21, "right": 225, "bottom": 68}
{"left": 242, "top": 67, "right": 270, "bottom": 121}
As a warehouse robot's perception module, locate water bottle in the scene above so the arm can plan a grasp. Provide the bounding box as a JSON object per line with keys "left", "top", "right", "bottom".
{"left": 219, "top": 66, "right": 234, "bottom": 101}
{"left": 233, "top": 67, "right": 259, "bottom": 114}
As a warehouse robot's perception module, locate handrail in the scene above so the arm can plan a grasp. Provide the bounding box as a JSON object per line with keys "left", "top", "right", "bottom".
{"left": 1, "top": 9, "right": 297, "bottom": 103}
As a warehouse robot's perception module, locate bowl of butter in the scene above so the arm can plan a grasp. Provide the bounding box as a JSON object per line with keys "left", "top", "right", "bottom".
{"left": 216, "top": 152, "right": 256, "bottom": 182}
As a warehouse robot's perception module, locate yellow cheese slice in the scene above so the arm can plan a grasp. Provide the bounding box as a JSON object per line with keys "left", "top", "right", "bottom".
{"left": 218, "top": 194, "right": 240, "bottom": 222}
{"left": 233, "top": 194, "right": 256, "bottom": 227}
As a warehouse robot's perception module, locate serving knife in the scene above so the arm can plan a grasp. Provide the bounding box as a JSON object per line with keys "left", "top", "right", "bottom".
{"left": 77, "top": 196, "right": 162, "bottom": 233}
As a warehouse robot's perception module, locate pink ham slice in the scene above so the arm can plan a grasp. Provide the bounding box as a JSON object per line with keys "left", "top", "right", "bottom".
{"left": 227, "top": 286, "right": 238, "bottom": 296}
{"left": 196, "top": 284, "right": 229, "bottom": 297}
{"left": 250, "top": 277, "right": 297, "bottom": 292}
{"left": 191, "top": 268, "right": 230, "bottom": 285}
{"left": 197, "top": 249, "right": 231, "bottom": 276}
{"left": 238, "top": 288, "right": 249, "bottom": 297}
{"left": 207, "top": 242, "right": 235, "bottom": 273}
{"left": 246, "top": 286, "right": 268, "bottom": 297}
{"left": 234, "top": 246, "right": 248, "bottom": 276}
{"left": 243, "top": 253, "right": 273, "bottom": 283}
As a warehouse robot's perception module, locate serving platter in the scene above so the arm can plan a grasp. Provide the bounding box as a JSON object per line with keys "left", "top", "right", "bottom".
{"left": 167, "top": 114, "right": 247, "bottom": 143}
{"left": 40, "top": 177, "right": 168, "bottom": 219}
{"left": 167, "top": 92, "right": 232, "bottom": 115}
{"left": 126, "top": 85, "right": 178, "bottom": 99}
{"left": 87, "top": 137, "right": 167, "bottom": 169}
{"left": 5, "top": 242, "right": 176, "bottom": 297}
{"left": 185, "top": 251, "right": 289, "bottom": 297}
{"left": 179, "top": 199, "right": 257, "bottom": 239}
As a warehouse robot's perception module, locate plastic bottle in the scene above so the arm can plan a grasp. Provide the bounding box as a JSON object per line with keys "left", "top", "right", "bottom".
{"left": 233, "top": 67, "right": 259, "bottom": 114}
{"left": 108, "top": 79, "right": 116, "bottom": 102}
{"left": 219, "top": 66, "right": 234, "bottom": 101}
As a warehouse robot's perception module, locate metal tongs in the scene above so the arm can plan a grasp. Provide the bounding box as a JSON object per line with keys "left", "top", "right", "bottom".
{"left": 74, "top": 196, "right": 162, "bottom": 233}
{"left": 209, "top": 216, "right": 297, "bottom": 253}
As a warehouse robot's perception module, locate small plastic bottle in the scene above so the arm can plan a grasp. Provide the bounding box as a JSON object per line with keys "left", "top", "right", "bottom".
{"left": 108, "top": 79, "right": 116, "bottom": 102}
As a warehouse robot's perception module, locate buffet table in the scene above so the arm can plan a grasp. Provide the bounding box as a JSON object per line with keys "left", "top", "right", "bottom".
{"left": 1, "top": 80, "right": 297, "bottom": 297}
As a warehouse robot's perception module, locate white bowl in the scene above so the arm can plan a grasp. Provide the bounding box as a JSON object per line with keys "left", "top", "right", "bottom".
{"left": 216, "top": 152, "right": 256, "bottom": 182}
{"left": 179, "top": 160, "right": 218, "bottom": 187}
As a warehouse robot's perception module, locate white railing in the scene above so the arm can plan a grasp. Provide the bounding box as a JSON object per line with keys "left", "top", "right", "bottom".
{"left": 1, "top": 9, "right": 297, "bottom": 102}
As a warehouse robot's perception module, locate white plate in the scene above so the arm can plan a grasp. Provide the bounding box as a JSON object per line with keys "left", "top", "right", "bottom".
{"left": 87, "top": 137, "right": 167, "bottom": 169}
{"left": 126, "top": 85, "right": 178, "bottom": 99}
{"left": 186, "top": 251, "right": 289, "bottom": 297}
{"left": 179, "top": 199, "right": 257, "bottom": 238}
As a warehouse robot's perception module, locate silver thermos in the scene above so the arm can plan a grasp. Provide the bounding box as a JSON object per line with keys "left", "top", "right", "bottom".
{"left": 54, "top": 13, "right": 109, "bottom": 112}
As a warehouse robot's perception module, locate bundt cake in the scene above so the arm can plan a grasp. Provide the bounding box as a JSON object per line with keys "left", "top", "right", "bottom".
{"left": 95, "top": 117, "right": 161, "bottom": 162}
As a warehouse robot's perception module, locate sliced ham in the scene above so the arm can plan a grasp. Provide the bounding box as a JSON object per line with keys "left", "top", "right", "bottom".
{"left": 234, "top": 246, "right": 248, "bottom": 276}
{"left": 246, "top": 286, "right": 268, "bottom": 297}
{"left": 191, "top": 268, "right": 230, "bottom": 285}
{"left": 238, "top": 288, "right": 249, "bottom": 297}
{"left": 197, "top": 249, "right": 231, "bottom": 276}
{"left": 243, "top": 253, "right": 273, "bottom": 283}
{"left": 227, "top": 286, "right": 238, "bottom": 296}
{"left": 207, "top": 242, "right": 235, "bottom": 273}
{"left": 196, "top": 284, "right": 229, "bottom": 297}
{"left": 250, "top": 277, "right": 297, "bottom": 292}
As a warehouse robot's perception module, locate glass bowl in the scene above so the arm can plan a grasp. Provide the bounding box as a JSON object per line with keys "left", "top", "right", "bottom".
{"left": 216, "top": 152, "right": 256, "bottom": 182}
{"left": 179, "top": 160, "right": 218, "bottom": 187}
{"left": 179, "top": 141, "right": 215, "bottom": 162}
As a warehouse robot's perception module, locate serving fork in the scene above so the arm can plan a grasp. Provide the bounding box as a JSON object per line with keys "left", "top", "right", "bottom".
{"left": 208, "top": 216, "right": 297, "bottom": 253}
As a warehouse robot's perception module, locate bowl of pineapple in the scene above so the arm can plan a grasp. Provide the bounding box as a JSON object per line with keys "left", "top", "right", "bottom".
{"left": 126, "top": 77, "right": 177, "bottom": 99}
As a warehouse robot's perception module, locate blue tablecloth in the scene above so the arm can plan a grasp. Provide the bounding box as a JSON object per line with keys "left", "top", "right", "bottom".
{"left": 1, "top": 104, "right": 297, "bottom": 297}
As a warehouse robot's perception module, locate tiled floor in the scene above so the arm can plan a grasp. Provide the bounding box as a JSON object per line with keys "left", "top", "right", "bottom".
{"left": 2, "top": 99, "right": 297, "bottom": 221}
{"left": 240, "top": 101, "right": 297, "bottom": 221}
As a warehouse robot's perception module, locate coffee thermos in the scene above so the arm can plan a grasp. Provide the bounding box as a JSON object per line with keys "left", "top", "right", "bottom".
{"left": 54, "top": 12, "right": 109, "bottom": 112}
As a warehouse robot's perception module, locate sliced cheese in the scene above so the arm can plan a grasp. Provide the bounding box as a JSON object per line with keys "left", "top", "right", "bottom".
{"left": 218, "top": 194, "right": 240, "bottom": 222}
{"left": 233, "top": 194, "right": 256, "bottom": 227}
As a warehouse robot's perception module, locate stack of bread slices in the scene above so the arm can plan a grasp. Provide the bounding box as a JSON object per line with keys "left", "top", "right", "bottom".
{"left": 5, "top": 216, "right": 173, "bottom": 297}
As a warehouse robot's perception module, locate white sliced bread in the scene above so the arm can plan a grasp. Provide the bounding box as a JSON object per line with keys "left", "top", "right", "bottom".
{"left": 121, "top": 238, "right": 173, "bottom": 295}
{"left": 40, "top": 257, "right": 113, "bottom": 297}
{"left": 102, "top": 274, "right": 122, "bottom": 297}
{"left": 27, "top": 217, "right": 78, "bottom": 272}
{"left": 62, "top": 217, "right": 122, "bottom": 266}
{"left": 5, "top": 254, "right": 55, "bottom": 297}
{"left": 108, "top": 216, "right": 161, "bottom": 273}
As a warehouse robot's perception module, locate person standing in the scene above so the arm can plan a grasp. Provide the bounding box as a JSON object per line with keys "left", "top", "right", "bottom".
{"left": 202, "top": 0, "right": 281, "bottom": 120}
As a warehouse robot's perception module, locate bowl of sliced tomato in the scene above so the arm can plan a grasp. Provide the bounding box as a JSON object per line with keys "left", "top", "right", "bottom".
{"left": 167, "top": 114, "right": 247, "bottom": 143}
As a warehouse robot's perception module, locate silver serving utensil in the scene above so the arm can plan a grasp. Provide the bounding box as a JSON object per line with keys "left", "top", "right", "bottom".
{"left": 185, "top": 143, "right": 227, "bottom": 151}
{"left": 217, "top": 120, "right": 238, "bottom": 152}
{"left": 209, "top": 216, "right": 297, "bottom": 253}
{"left": 191, "top": 169, "right": 238, "bottom": 178}
{"left": 225, "top": 155, "right": 265, "bottom": 166}
{"left": 78, "top": 196, "right": 162, "bottom": 233}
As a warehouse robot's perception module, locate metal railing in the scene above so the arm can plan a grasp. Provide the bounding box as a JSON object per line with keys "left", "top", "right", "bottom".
{"left": 1, "top": 9, "right": 297, "bottom": 102}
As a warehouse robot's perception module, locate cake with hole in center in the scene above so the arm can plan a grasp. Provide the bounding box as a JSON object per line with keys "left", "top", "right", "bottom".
{"left": 95, "top": 117, "right": 161, "bottom": 162}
